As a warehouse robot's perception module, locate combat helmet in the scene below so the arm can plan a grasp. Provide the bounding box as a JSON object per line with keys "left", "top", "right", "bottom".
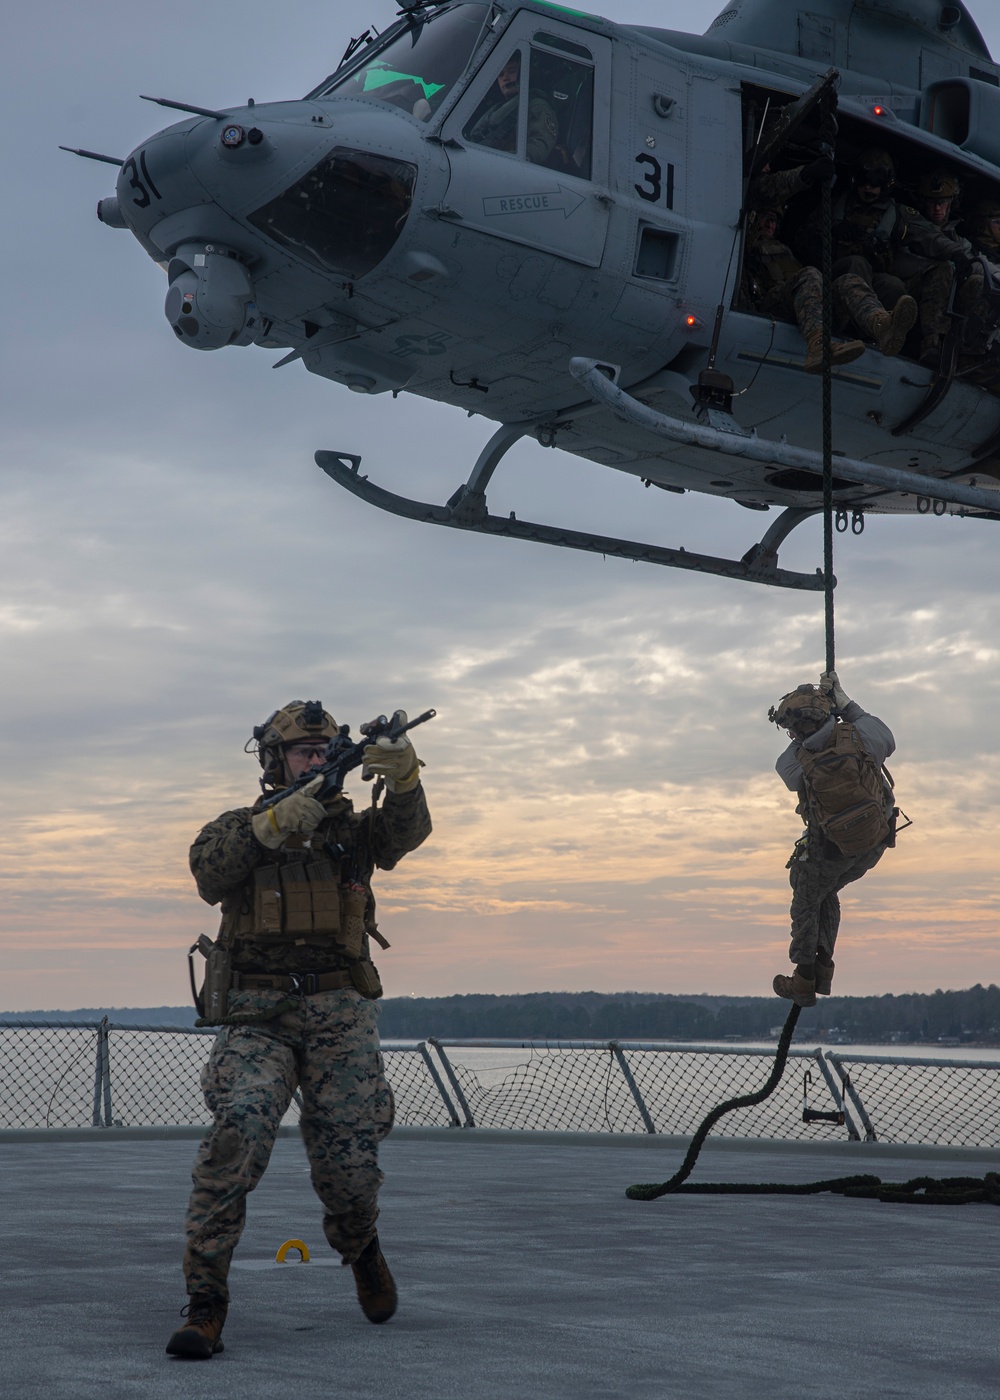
{"left": 915, "top": 167, "right": 961, "bottom": 201}
{"left": 970, "top": 197, "right": 1000, "bottom": 241}
{"left": 853, "top": 147, "right": 895, "bottom": 190}
{"left": 248, "top": 700, "right": 340, "bottom": 789}
{"left": 768, "top": 684, "right": 834, "bottom": 736}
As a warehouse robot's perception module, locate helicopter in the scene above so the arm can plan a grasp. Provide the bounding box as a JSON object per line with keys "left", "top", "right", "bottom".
{"left": 65, "top": 0, "right": 1000, "bottom": 591}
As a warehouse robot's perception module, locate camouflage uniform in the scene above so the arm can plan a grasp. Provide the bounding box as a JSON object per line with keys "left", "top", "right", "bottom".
{"left": 182, "top": 782, "right": 431, "bottom": 1301}
{"left": 777, "top": 702, "right": 895, "bottom": 967}
{"left": 825, "top": 189, "right": 978, "bottom": 355}
{"left": 743, "top": 171, "right": 900, "bottom": 358}
{"left": 963, "top": 204, "right": 1000, "bottom": 388}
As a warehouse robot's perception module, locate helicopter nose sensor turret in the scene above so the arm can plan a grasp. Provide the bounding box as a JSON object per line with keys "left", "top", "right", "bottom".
{"left": 163, "top": 243, "right": 260, "bottom": 350}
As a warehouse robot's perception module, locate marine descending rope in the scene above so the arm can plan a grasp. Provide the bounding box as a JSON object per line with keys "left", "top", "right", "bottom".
{"left": 627, "top": 90, "right": 997, "bottom": 1208}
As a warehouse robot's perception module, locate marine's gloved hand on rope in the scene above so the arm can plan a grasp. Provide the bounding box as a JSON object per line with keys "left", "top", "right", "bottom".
{"left": 362, "top": 732, "right": 422, "bottom": 794}
{"left": 819, "top": 669, "right": 850, "bottom": 711}
{"left": 251, "top": 775, "right": 326, "bottom": 849}
{"left": 800, "top": 154, "right": 836, "bottom": 188}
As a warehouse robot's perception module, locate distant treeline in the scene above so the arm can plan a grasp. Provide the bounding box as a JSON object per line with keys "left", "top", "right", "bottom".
{"left": 5, "top": 985, "right": 998, "bottom": 1043}
{"left": 376, "top": 986, "right": 1000, "bottom": 1043}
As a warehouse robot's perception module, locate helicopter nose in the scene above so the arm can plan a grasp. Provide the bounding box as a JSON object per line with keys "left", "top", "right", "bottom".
{"left": 113, "top": 117, "right": 222, "bottom": 261}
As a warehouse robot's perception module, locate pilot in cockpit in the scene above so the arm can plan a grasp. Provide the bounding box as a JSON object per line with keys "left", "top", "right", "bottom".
{"left": 465, "top": 52, "right": 558, "bottom": 166}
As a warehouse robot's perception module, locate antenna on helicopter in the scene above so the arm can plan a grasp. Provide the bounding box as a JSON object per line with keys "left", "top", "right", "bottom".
{"left": 59, "top": 147, "right": 124, "bottom": 167}
{"left": 139, "top": 96, "right": 228, "bottom": 119}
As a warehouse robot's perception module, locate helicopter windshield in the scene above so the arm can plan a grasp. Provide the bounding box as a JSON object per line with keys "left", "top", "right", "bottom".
{"left": 317, "top": 3, "right": 490, "bottom": 120}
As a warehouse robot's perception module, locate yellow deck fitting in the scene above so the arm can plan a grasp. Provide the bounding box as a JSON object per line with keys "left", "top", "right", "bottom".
{"left": 275, "top": 1239, "right": 310, "bottom": 1263}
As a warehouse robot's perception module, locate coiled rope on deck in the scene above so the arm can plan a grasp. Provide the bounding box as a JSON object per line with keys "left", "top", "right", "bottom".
{"left": 633, "top": 1174, "right": 1000, "bottom": 1206}
{"left": 626, "top": 1005, "right": 802, "bottom": 1200}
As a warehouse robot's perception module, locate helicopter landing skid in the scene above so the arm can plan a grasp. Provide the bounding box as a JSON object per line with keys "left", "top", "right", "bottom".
{"left": 315, "top": 444, "right": 827, "bottom": 592}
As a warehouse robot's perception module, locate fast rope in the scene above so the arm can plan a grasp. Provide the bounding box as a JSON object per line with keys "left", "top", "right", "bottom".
{"left": 626, "top": 1004, "right": 802, "bottom": 1200}
{"left": 627, "top": 95, "right": 843, "bottom": 1205}
{"left": 819, "top": 92, "right": 837, "bottom": 675}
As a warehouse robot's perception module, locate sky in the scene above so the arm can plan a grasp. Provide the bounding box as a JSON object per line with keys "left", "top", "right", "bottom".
{"left": 1, "top": 0, "right": 998, "bottom": 1012}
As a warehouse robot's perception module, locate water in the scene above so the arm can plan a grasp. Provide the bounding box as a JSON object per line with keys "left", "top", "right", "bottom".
{"left": 1, "top": 1025, "right": 997, "bottom": 1144}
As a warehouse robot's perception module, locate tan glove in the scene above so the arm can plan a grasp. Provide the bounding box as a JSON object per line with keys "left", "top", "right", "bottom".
{"left": 251, "top": 776, "right": 326, "bottom": 849}
{"left": 361, "top": 734, "right": 421, "bottom": 794}
{"left": 819, "top": 670, "right": 850, "bottom": 710}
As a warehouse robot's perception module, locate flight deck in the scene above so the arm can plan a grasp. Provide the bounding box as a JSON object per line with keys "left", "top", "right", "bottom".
{"left": 2, "top": 1128, "right": 996, "bottom": 1399}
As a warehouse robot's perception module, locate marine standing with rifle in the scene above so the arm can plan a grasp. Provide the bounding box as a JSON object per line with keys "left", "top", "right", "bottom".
{"left": 768, "top": 672, "right": 896, "bottom": 1009}
{"left": 166, "top": 700, "right": 432, "bottom": 1359}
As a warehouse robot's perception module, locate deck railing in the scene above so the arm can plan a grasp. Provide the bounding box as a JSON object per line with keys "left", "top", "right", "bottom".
{"left": 1, "top": 1020, "right": 997, "bottom": 1147}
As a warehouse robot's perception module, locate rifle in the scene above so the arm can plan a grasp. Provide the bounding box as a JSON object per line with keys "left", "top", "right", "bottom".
{"left": 259, "top": 707, "right": 436, "bottom": 809}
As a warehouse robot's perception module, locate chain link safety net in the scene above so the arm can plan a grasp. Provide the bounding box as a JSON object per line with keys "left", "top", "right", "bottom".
{"left": 0, "top": 1024, "right": 452, "bottom": 1130}
{"left": 447, "top": 1043, "right": 830, "bottom": 1136}
{"left": 1, "top": 1025, "right": 997, "bottom": 1144}
{"left": 826, "top": 1053, "right": 1000, "bottom": 1146}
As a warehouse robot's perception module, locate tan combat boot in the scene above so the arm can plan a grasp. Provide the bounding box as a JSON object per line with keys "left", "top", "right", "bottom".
{"left": 870, "top": 295, "right": 918, "bottom": 357}
{"left": 772, "top": 969, "right": 817, "bottom": 1007}
{"left": 165, "top": 1294, "right": 227, "bottom": 1358}
{"left": 351, "top": 1234, "right": 397, "bottom": 1324}
{"left": 815, "top": 960, "right": 835, "bottom": 996}
{"left": 803, "top": 332, "right": 865, "bottom": 374}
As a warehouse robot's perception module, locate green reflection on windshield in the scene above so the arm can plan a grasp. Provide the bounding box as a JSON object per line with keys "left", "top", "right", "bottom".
{"left": 532, "top": 1, "right": 602, "bottom": 19}
{"left": 362, "top": 64, "right": 445, "bottom": 100}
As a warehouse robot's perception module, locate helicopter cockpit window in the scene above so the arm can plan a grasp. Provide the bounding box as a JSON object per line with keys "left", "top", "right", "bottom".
{"left": 463, "top": 41, "right": 594, "bottom": 178}
{"left": 463, "top": 50, "right": 524, "bottom": 154}
{"left": 247, "top": 149, "right": 417, "bottom": 280}
{"left": 528, "top": 42, "right": 594, "bottom": 179}
{"left": 318, "top": 3, "right": 489, "bottom": 121}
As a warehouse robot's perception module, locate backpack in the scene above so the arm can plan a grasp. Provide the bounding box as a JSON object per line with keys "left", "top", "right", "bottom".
{"left": 796, "top": 721, "right": 892, "bottom": 856}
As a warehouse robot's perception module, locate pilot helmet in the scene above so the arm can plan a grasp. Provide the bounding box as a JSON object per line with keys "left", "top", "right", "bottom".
{"left": 915, "top": 168, "right": 961, "bottom": 201}
{"left": 768, "top": 685, "right": 833, "bottom": 737}
{"left": 248, "top": 700, "right": 339, "bottom": 788}
{"left": 853, "top": 147, "right": 895, "bottom": 191}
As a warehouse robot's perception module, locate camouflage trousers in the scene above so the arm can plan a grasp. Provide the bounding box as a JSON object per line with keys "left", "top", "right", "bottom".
{"left": 787, "top": 834, "right": 888, "bottom": 966}
{"left": 833, "top": 254, "right": 958, "bottom": 340}
{"left": 183, "top": 988, "right": 394, "bottom": 1302}
{"left": 766, "top": 267, "right": 870, "bottom": 344}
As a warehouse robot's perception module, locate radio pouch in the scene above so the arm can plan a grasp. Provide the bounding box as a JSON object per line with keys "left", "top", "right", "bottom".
{"left": 349, "top": 958, "right": 383, "bottom": 1000}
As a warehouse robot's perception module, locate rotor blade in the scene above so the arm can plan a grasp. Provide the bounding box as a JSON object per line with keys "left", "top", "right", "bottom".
{"left": 59, "top": 146, "right": 124, "bottom": 167}
{"left": 139, "top": 95, "right": 226, "bottom": 119}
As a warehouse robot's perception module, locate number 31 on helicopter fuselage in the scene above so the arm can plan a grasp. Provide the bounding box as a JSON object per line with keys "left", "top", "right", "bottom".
{"left": 69, "top": 0, "right": 1000, "bottom": 589}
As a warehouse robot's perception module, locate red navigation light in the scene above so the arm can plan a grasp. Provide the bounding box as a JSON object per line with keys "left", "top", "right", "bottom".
{"left": 684, "top": 313, "right": 701, "bottom": 329}
{"left": 873, "top": 104, "right": 885, "bottom": 116}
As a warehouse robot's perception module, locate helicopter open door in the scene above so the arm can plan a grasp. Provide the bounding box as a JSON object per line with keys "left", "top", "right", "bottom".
{"left": 438, "top": 16, "right": 611, "bottom": 267}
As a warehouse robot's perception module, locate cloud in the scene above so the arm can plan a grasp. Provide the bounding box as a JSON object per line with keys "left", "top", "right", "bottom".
{"left": 1, "top": 0, "right": 999, "bottom": 1009}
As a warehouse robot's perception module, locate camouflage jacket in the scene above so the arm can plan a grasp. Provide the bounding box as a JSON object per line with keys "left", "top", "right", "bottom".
{"left": 747, "top": 165, "right": 809, "bottom": 214}
{"left": 902, "top": 214, "right": 970, "bottom": 264}
{"left": 190, "top": 783, "right": 431, "bottom": 975}
{"left": 742, "top": 232, "right": 803, "bottom": 305}
{"left": 826, "top": 191, "right": 911, "bottom": 272}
